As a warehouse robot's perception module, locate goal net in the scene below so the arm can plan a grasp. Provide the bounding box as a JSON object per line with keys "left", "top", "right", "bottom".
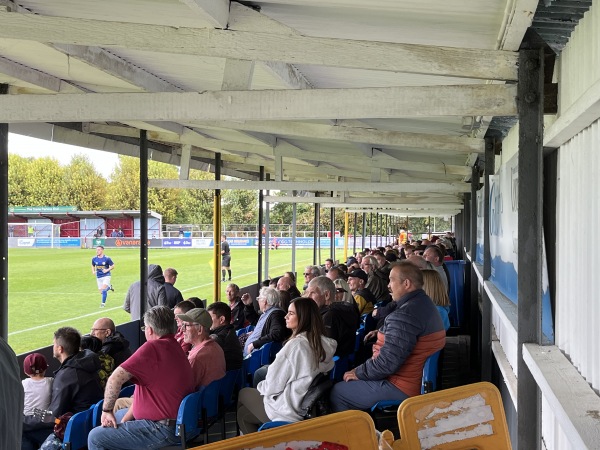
{"left": 8, "top": 221, "right": 80, "bottom": 248}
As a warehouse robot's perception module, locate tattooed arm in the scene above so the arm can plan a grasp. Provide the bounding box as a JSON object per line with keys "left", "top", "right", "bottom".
{"left": 100, "top": 367, "right": 132, "bottom": 428}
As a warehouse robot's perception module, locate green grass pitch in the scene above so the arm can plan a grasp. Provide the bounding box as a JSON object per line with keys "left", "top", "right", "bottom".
{"left": 7, "top": 247, "right": 337, "bottom": 355}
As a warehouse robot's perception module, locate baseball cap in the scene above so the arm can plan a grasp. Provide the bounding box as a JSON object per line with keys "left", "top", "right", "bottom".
{"left": 346, "top": 257, "right": 358, "bottom": 266}
{"left": 347, "top": 269, "right": 368, "bottom": 283}
{"left": 176, "top": 308, "right": 212, "bottom": 329}
{"left": 23, "top": 353, "right": 48, "bottom": 375}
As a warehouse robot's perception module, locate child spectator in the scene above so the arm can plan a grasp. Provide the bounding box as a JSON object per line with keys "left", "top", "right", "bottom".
{"left": 22, "top": 353, "right": 53, "bottom": 416}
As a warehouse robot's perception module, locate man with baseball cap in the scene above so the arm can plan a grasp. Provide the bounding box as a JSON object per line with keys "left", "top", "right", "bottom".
{"left": 177, "top": 308, "right": 226, "bottom": 389}
{"left": 347, "top": 269, "right": 376, "bottom": 315}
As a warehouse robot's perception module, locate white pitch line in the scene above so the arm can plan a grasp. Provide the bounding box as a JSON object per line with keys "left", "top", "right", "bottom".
{"left": 8, "top": 306, "right": 122, "bottom": 336}
{"left": 9, "top": 257, "right": 314, "bottom": 336}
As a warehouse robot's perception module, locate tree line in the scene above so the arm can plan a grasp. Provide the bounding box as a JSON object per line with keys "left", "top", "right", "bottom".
{"left": 8, "top": 153, "right": 449, "bottom": 234}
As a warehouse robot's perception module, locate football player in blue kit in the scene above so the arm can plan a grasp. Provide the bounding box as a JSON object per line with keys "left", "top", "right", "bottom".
{"left": 92, "top": 245, "right": 114, "bottom": 308}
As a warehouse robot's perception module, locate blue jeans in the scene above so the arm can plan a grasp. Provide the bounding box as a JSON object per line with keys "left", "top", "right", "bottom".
{"left": 87, "top": 419, "right": 179, "bottom": 450}
{"left": 329, "top": 379, "right": 409, "bottom": 412}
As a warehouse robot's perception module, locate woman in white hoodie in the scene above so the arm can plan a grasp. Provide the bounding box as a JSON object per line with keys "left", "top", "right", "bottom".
{"left": 237, "top": 297, "right": 337, "bottom": 434}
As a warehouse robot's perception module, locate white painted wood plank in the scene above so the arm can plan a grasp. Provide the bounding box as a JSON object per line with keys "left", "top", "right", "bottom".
{"left": 179, "top": 144, "right": 191, "bottom": 180}
{"left": 544, "top": 78, "right": 600, "bottom": 148}
{"left": 344, "top": 208, "right": 460, "bottom": 216}
{"left": 199, "top": 120, "right": 484, "bottom": 154}
{"left": 0, "top": 55, "right": 80, "bottom": 93}
{"left": 273, "top": 145, "right": 469, "bottom": 176}
{"left": 178, "top": 0, "right": 229, "bottom": 29}
{"left": 148, "top": 179, "right": 471, "bottom": 193}
{"left": 0, "top": 11, "right": 519, "bottom": 80}
{"left": 523, "top": 344, "right": 600, "bottom": 450}
{"left": 0, "top": 85, "right": 518, "bottom": 122}
{"left": 52, "top": 44, "right": 183, "bottom": 92}
{"left": 491, "top": 340, "right": 518, "bottom": 411}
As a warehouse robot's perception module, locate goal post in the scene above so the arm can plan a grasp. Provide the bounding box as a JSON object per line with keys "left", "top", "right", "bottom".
{"left": 8, "top": 221, "right": 80, "bottom": 248}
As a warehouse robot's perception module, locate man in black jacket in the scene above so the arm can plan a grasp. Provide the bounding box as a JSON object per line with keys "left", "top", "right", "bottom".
{"left": 22, "top": 327, "right": 103, "bottom": 450}
{"left": 306, "top": 276, "right": 360, "bottom": 357}
{"left": 163, "top": 267, "right": 184, "bottom": 309}
{"left": 90, "top": 317, "right": 132, "bottom": 366}
{"left": 207, "top": 301, "right": 243, "bottom": 371}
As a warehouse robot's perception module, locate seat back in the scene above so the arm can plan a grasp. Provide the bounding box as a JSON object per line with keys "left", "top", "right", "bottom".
{"left": 242, "top": 347, "right": 264, "bottom": 387}
{"left": 393, "top": 382, "right": 512, "bottom": 450}
{"left": 260, "top": 341, "right": 283, "bottom": 365}
{"left": 62, "top": 407, "right": 94, "bottom": 450}
{"left": 421, "top": 349, "right": 442, "bottom": 394}
{"left": 329, "top": 355, "right": 350, "bottom": 383}
{"left": 200, "top": 378, "right": 222, "bottom": 422}
{"left": 175, "top": 390, "right": 202, "bottom": 443}
{"left": 119, "top": 384, "right": 135, "bottom": 398}
{"left": 219, "top": 369, "right": 241, "bottom": 410}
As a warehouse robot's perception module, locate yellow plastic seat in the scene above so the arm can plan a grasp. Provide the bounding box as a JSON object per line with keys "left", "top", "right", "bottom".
{"left": 194, "top": 410, "right": 379, "bottom": 450}
{"left": 393, "top": 382, "right": 512, "bottom": 450}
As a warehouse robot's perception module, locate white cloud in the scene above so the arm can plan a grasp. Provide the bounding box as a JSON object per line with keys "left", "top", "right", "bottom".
{"left": 8, "top": 133, "right": 119, "bottom": 179}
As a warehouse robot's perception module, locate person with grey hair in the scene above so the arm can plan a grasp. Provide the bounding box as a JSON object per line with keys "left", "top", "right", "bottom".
{"left": 243, "top": 287, "right": 290, "bottom": 356}
{"left": 88, "top": 306, "right": 195, "bottom": 450}
{"left": 302, "top": 265, "right": 322, "bottom": 292}
{"left": 362, "top": 255, "right": 389, "bottom": 303}
{"left": 305, "top": 277, "right": 359, "bottom": 357}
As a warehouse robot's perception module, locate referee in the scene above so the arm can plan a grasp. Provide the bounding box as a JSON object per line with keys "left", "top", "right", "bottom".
{"left": 221, "top": 235, "right": 231, "bottom": 282}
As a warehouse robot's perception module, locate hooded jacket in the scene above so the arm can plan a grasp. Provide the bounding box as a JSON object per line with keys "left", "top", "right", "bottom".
{"left": 100, "top": 331, "right": 132, "bottom": 366}
{"left": 321, "top": 302, "right": 360, "bottom": 357}
{"left": 123, "top": 264, "right": 167, "bottom": 320}
{"left": 23, "top": 349, "right": 103, "bottom": 431}
{"left": 258, "top": 333, "right": 336, "bottom": 422}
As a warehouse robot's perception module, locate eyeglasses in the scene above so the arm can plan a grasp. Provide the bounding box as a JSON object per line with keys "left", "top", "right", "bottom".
{"left": 335, "top": 288, "right": 346, "bottom": 293}
{"left": 140, "top": 326, "right": 146, "bottom": 332}
{"left": 90, "top": 328, "right": 109, "bottom": 332}
{"left": 303, "top": 273, "right": 312, "bottom": 276}
{"left": 181, "top": 323, "right": 200, "bottom": 330}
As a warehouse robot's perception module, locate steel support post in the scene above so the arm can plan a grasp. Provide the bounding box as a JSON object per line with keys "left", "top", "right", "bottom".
{"left": 257, "top": 167, "right": 264, "bottom": 287}
{"left": 213, "top": 153, "right": 221, "bottom": 302}
{"left": 139, "top": 130, "right": 149, "bottom": 334}
{"left": 0, "top": 84, "right": 7, "bottom": 340}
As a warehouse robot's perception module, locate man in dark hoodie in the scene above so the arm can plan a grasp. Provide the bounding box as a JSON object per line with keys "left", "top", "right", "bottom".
{"left": 22, "top": 327, "right": 103, "bottom": 450}
{"left": 123, "top": 264, "right": 167, "bottom": 320}
{"left": 90, "top": 317, "right": 132, "bottom": 366}
{"left": 306, "top": 276, "right": 360, "bottom": 357}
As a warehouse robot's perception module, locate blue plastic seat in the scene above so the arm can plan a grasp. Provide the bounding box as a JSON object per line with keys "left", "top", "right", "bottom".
{"left": 370, "top": 350, "right": 443, "bottom": 425}
{"left": 329, "top": 355, "right": 350, "bottom": 383}
{"left": 260, "top": 341, "right": 282, "bottom": 365}
{"left": 218, "top": 369, "right": 242, "bottom": 439}
{"left": 198, "top": 378, "right": 222, "bottom": 444}
{"left": 92, "top": 384, "right": 136, "bottom": 427}
{"left": 62, "top": 406, "right": 94, "bottom": 450}
{"left": 242, "top": 346, "right": 264, "bottom": 387}
{"left": 258, "top": 421, "right": 292, "bottom": 431}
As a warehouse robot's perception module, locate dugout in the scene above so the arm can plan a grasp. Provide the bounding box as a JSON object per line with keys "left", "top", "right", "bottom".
{"left": 7, "top": 207, "right": 162, "bottom": 246}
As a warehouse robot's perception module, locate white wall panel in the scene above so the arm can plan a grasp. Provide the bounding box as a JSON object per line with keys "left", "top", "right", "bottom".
{"left": 558, "top": 5, "right": 600, "bottom": 111}
{"left": 556, "top": 119, "right": 600, "bottom": 391}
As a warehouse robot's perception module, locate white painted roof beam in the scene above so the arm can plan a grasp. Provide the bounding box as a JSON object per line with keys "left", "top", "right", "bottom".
{"left": 0, "top": 85, "right": 518, "bottom": 123}
{"left": 0, "top": 10, "right": 519, "bottom": 81}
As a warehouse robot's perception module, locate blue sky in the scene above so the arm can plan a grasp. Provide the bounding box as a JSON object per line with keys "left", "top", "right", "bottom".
{"left": 8, "top": 133, "right": 119, "bottom": 179}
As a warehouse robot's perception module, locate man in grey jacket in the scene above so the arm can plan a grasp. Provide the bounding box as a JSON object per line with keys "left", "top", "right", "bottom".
{"left": 123, "top": 264, "right": 167, "bottom": 320}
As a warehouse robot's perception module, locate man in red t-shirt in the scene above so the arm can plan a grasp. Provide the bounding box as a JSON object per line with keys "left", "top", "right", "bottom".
{"left": 88, "top": 306, "right": 195, "bottom": 450}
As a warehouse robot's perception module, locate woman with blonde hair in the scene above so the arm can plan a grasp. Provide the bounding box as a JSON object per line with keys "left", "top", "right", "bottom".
{"left": 237, "top": 297, "right": 336, "bottom": 434}
{"left": 422, "top": 269, "right": 450, "bottom": 331}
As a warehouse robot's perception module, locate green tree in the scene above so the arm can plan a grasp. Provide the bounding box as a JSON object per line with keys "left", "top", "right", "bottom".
{"left": 107, "top": 155, "right": 181, "bottom": 222}
{"left": 63, "top": 154, "right": 106, "bottom": 210}
{"left": 8, "top": 154, "right": 31, "bottom": 206}
{"left": 222, "top": 187, "right": 258, "bottom": 227}
{"left": 23, "top": 157, "right": 67, "bottom": 206}
{"left": 175, "top": 169, "right": 214, "bottom": 224}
